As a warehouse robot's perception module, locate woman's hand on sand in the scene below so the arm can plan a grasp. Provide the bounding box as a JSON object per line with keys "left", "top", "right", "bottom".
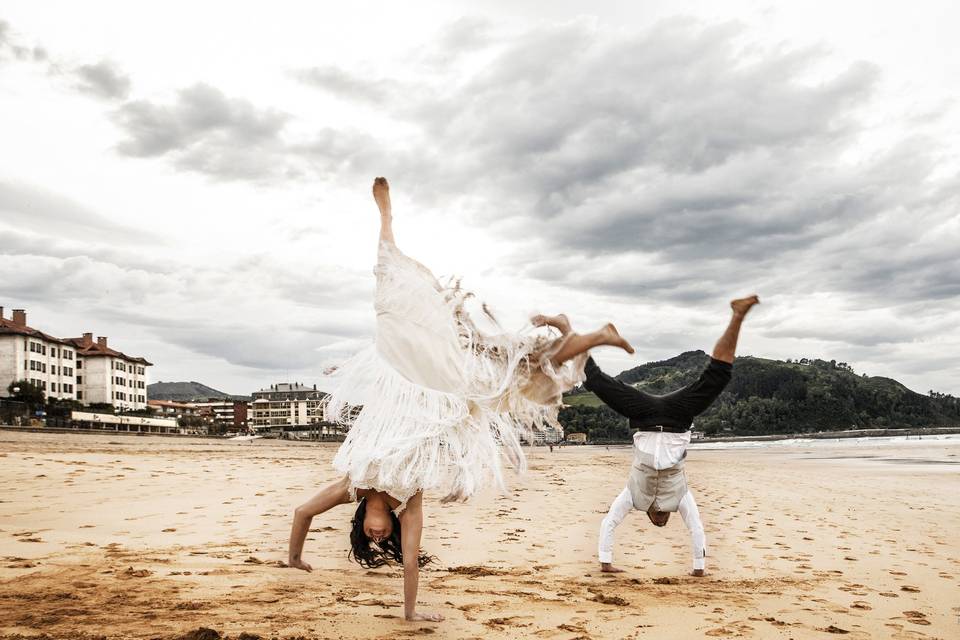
{"left": 287, "top": 558, "right": 313, "bottom": 572}
{"left": 405, "top": 611, "right": 444, "bottom": 622}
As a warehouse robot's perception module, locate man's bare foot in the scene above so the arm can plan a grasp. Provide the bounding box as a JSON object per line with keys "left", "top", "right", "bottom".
{"left": 691, "top": 569, "right": 706, "bottom": 577}
{"left": 405, "top": 611, "right": 444, "bottom": 622}
{"left": 372, "top": 177, "right": 391, "bottom": 217}
{"left": 531, "top": 313, "right": 572, "bottom": 335}
{"left": 600, "top": 562, "right": 625, "bottom": 573}
{"left": 730, "top": 295, "right": 759, "bottom": 317}
{"left": 287, "top": 558, "right": 312, "bottom": 572}
{"left": 603, "top": 323, "right": 635, "bottom": 354}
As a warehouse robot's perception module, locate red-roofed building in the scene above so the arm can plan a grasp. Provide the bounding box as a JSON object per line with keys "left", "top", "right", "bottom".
{"left": 1, "top": 306, "right": 153, "bottom": 411}
{"left": 0, "top": 307, "right": 78, "bottom": 401}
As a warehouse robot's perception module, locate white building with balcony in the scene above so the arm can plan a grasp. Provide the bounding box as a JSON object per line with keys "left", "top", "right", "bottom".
{"left": 249, "top": 382, "right": 338, "bottom": 434}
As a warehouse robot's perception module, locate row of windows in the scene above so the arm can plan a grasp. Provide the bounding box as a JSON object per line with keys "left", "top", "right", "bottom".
{"left": 111, "top": 377, "right": 146, "bottom": 388}
{"left": 24, "top": 380, "right": 75, "bottom": 395}
{"left": 111, "top": 361, "right": 146, "bottom": 375}
{"left": 112, "top": 392, "right": 146, "bottom": 403}
{"left": 27, "top": 361, "right": 76, "bottom": 376}
{"left": 27, "top": 342, "right": 74, "bottom": 359}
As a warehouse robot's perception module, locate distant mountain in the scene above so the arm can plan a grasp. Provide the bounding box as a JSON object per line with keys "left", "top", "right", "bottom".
{"left": 147, "top": 381, "right": 250, "bottom": 402}
{"left": 561, "top": 351, "right": 960, "bottom": 439}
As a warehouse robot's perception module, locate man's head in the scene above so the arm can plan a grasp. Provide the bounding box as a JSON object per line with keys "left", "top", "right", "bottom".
{"left": 647, "top": 508, "right": 670, "bottom": 527}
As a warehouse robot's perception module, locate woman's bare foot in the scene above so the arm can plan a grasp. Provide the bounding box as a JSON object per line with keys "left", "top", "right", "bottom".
{"left": 287, "top": 558, "right": 312, "bottom": 572}
{"left": 405, "top": 611, "right": 444, "bottom": 622}
{"left": 372, "top": 177, "right": 391, "bottom": 217}
{"left": 730, "top": 295, "right": 759, "bottom": 317}
{"left": 603, "top": 323, "right": 635, "bottom": 354}
{"left": 531, "top": 313, "right": 572, "bottom": 335}
{"left": 600, "top": 562, "right": 625, "bottom": 573}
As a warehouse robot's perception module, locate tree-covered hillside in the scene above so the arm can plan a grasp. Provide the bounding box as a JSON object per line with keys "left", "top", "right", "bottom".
{"left": 560, "top": 351, "right": 960, "bottom": 440}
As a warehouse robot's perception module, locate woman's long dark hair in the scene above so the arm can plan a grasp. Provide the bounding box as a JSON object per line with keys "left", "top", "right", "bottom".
{"left": 349, "top": 498, "right": 434, "bottom": 568}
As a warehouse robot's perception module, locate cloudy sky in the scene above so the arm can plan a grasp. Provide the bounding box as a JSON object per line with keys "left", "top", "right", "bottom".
{"left": 1, "top": 1, "right": 958, "bottom": 396}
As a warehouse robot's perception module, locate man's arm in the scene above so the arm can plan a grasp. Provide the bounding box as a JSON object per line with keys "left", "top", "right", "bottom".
{"left": 677, "top": 490, "right": 706, "bottom": 576}
{"left": 399, "top": 492, "right": 443, "bottom": 622}
{"left": 583, "top": 357, "right": 650, "bottom": 418}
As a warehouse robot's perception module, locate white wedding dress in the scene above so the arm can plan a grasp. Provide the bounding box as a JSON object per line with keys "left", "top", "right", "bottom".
{"left": 323, "top": 241, "right": 587, "bottom": 504}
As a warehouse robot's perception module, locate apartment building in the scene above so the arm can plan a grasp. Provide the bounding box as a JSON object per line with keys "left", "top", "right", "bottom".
{"left": 64, "top": 333, "right": 151, "bottom": 411}
{"left": 192, "top": 399, "right": 250, "bottom": 431}
{"left": 0, "top": 306, "right": 153, "bottom": 411}
{"left": 249, "top": 382, "right": 335, "bottom": 433}
{"left": 0, "top": 308, "right": 78, "bottom": 401}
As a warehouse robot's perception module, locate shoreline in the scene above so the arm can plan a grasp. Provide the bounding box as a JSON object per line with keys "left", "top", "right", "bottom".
{"left": 3, "top": 423, "right": 960, "bottom": 446}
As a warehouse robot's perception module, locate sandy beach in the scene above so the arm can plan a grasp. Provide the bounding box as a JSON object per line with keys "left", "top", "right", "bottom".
{"left": 1, "top": 431, "right": 958, "bottom": 639}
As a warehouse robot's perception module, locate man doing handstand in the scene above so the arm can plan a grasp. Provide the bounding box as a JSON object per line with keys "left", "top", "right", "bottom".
{"left": 582, "top": 296, "right": 759, "bottom": 576}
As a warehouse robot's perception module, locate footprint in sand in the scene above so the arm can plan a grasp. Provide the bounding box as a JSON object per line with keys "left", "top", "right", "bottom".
{"left": 899, "top": 610, "right": 931, "bottom": 626}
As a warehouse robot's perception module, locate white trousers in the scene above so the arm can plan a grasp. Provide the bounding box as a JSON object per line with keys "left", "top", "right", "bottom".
{"left": 598, "top": 485, "right": 706, "bottom": 570}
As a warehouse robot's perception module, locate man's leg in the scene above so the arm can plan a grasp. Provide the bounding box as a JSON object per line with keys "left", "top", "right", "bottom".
{"left": 711, "top": 295, "right": 759, "bottom": 364}
{"left": 583, "top": 357, "right": 655, "bottom": 418}
{"left": 598, "top": 486, "right": 635, "bottom": 573}
{"left": 668, "top": 296, "right": 760, "bottom": 419}
{"left": 677, "top": 490, "right": 706, "bottom": 576}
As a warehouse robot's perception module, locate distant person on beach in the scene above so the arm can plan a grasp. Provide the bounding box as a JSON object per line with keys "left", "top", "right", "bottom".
{"left": 286, "top": 178, "right": 634, "bottom": 622}
{"left": 590, "top": 296, "right": 759, "bottom": 576}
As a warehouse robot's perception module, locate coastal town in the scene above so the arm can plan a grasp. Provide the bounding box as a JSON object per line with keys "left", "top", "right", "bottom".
{"left": 0, "top": 305, "right": 567, "bottom": 443}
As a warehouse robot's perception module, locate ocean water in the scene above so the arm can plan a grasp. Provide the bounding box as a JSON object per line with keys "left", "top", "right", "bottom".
{"left": 689, "top": 433, "right": 960, "bottom": 450}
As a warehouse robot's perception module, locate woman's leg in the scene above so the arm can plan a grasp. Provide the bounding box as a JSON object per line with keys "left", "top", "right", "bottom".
{"left": 549, "top": 323, "right": 634, "bottom": 367}
{"left": 373, "top": 176, "right": 395, "bottom": 245}
{"left": 532, "top": 313, "right": 573, "bottom": 335}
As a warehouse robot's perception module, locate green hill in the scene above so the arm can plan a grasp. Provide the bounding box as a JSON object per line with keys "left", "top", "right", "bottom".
{"left": 560, "top": 352, "right": 960, "bottom": 440}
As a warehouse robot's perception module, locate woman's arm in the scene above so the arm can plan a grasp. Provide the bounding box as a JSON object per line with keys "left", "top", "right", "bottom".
{"left": 287, "top": 476, "right": 351, "bottom": 571}
{"left": 399, "top": 492, "right": 443, "bottom": 622}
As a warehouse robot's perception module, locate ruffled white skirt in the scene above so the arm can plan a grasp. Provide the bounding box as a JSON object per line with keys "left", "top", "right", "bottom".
{"left": 323, "top": 241, "right": 586, "bottom": 503}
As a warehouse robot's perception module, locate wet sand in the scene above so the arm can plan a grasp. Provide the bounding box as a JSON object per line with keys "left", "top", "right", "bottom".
{"left": 1, "top": 431, "right": 958, "bottom": 639}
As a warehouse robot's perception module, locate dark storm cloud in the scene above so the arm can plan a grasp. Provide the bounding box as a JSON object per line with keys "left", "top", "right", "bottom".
{"left": 112, "top": 83, "right": 375, "bottom": 182}
{"left": 113, "top": 83, "right": 291, "bottom": 180}
{"left": 115, "top": 83, "right": 288, "bottom": 155}
{"left": 75, "top": 60, "right": 131, "bottom": 100}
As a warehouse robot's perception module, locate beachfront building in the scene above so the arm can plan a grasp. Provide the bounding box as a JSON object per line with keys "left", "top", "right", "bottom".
{"left": 565, "top": 432, "right": 588, "bottom": 444}
{"left": 192, "top": 399, "right": 250, "bottom": 432}
{"left": 0, "top": 308, "right": 78, "bottom": 401}
{"left": 249, "top": 382, "right": 340, "bottom": 436}
{"left": 64, "top": 333, "right": 151, "bottom": 411}
{"left": 71, "top": 410, "right": 178, "bottom": 434}
{"left": 0, "top": 305, "right": 154, "bottom": 413}
{"left": 532, "top": 424, "right": 564, "bottom": 445}
{"left": 147, "top": 399, "right": 202, "bottom": 418}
